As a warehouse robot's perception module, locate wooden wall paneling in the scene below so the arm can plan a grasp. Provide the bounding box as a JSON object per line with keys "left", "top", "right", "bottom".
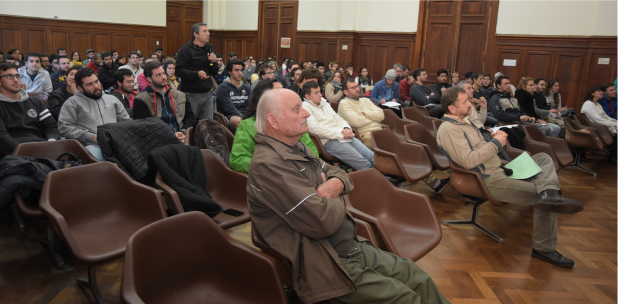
{"left": 521, "top": 51, "right": 553, "bottom": 80}
{"left": 133, "top": 35, "right": 148, "bottom": 55}
{"left": 114, "top": 34, "right": 130, "bottom": 57}
{"left": 166, "top": 20, "right": 182, "bottom": 55}
{"left": 73, "top": 32, "right": 91, "bottom": 58}
{"left": 422, "top": 0, "right": 458, "bottom": 83}
{"left": 150, "top": 35, "right": 165, "bottom": 55}
{"left": 553, "top": 52, "right": 585, "bottom": 110}
{"left": 497, "top": 50, "right": 522, "bottom": 81}
{"left": 412, "top": 0, "right": 429, "bottom": 69}
{"left": 586, "top": 52, "right": 617, "bottom": 89}
{"left": 453, "top": 1, "right": 491, "bottom": 76}
{"left": 277, "top": 2, "right": 297, "bottom": 62}
{"left": 25, "top": 28, "right": 47, "bottom": 54}
{"left": 94, "top": 34, "right": 111, "bottom": 54}
{"left": 1, "top": 28, "right": 21, "bottom": 53}
{"left": 51, "top": 30, "right": 69, "bottom": 53}
{"left": 261, "top": 3, "right": 280, "bottom": 59}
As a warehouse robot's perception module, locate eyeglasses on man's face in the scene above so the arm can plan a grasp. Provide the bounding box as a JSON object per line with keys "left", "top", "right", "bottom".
{"left": 1, "top": 74, "right": 22, "bottom": 80}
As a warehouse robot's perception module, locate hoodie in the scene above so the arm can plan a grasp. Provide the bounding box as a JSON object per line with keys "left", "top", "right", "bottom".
{"left": 0, "top": 89, "right": 60, "bottom": 158}
{"left": 215, "top": 78, "right": 252, "bottom": 118}
{"left": 487, "top": 90, "right": 526, "bottom": 122}
{"left": 18, "top": 66, "right": 53, "bottom": 95}
{"left": 58, "top": 90, "right": 131, "bottom": 146}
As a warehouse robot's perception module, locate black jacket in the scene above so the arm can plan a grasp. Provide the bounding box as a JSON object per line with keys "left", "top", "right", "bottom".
{"left": 47, "top": 85, "right": 74, "bottom": 121}
{"left": 514, "top": 89, "right": 540, "bottom": 120}
{"left": 98, "top": 63, "right": 120, "bottom": 90}
{"left": 487, "top": 90, "right": 526, "bottom": 122}
{"left": 108, "top": 90, "right": 134, "bottom": 118}
{"left": 431, "top": 82, "right": 452, "bottom": 98}
{"left": 175, "top": 41, "right": 220, "bottom": 93}
{"left": 146, "top": 145, "right": 223, "bottom": 217}
{"left": 281, "top": 76, "right": 296, "bottom": 89}
{"left": 98, "top": 118, "right": 182, "bottom": 181}
{"left": 534, "top": 91, "right": 550, "bottom": 110}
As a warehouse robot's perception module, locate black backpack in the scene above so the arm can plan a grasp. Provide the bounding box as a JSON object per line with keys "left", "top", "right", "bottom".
{"left": 194, "top": 119, "right": 230, "bottom": 165}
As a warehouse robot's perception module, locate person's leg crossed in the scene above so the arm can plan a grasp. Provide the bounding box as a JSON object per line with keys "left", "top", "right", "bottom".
{"left": 324, "top": 139, "right": 373, "bottom": 170}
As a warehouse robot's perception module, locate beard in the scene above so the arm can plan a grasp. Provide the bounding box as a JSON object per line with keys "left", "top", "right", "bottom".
{"left": 151, "top": 78, "right": 168, "bottom": 90}
{"left": 120, "top": 86, "right": 133, "bottom": 94}
{"left": 84, "top": 88, "right": 102, "bottom": 100}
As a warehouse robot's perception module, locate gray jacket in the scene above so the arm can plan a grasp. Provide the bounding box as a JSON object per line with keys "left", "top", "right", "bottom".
{"left": 18, "top": 66, "right": 53, "bottom": 94}
{"left": 58, "top": 90, "right": 131, "bottom": 146}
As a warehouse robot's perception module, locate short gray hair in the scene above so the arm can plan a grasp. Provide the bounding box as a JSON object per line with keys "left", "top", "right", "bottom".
{"left": 393, "top": 63, "right": 403, "bottom": 70}
{"left": 94, "top": 53, "right": 102, "bottom": 59}
{"left": 460, "top": 80, "right": 472, "bottom": 86}
{"left": 254, "top": 89, "right": 279, "bottom": 133}
{"left": 190, "top": 23, "right": 208, "bottom": 40}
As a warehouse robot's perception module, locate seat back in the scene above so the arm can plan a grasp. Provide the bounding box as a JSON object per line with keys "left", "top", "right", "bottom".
{"left": 522, "top": 124, "right": 546, "bottom": 142}
{"left": 330, "top": 101, "right": 339, "bottom": 112}
{"left": 402, "top": 107, "right": 437, "bottom": 133}
{"left": 122, "top": 212, "right": 287, "bottom": 304}
{"left": 215, "top": 112, "right": 233, "bottom": 134}
{"left": 564, "top": 117, "right": 603, "bottom": 150}
{"left": 13, "top": 139, "right": 101, "bottom": 163}
{"left": 309, "top": 133, "right": 338, "bottom": 162}
{"left": 448, "top": 161, "right": 503, "bottom": 206}
{"left": 371, "top": 129, "right": 433, "bottom": 182}
{"left": 185, "top": 127, "right": 194, "bottom": 146}
{"left": 404, "top": 123, "right": 448, "bottom": 170}
{"left": 575, "top": 113, "right": 614, "bottom": 147}
{"left": 432, "top": 119, "right": 442, "bottom": 134}
{"left": 381, "top": 109, "right": 416, "bottom": 141}
{"left": 202, "top": 149, "right": 247, "bottom": 210}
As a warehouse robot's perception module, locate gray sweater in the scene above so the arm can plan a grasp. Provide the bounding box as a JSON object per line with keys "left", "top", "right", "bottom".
{"left": 409, "top": 83, "right": 441, "bottom": 106}
{"left": 58, "top": 90, "right": 131, "bottom": 145}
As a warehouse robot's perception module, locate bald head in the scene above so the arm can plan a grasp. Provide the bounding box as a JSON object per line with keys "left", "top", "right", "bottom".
{"left": 255, "top": 89, "right": 310, "bottom": 146}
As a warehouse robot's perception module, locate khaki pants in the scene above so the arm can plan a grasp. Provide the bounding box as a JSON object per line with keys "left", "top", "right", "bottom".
{"left": 360, "top": 132, "right": 373, "bottom": 150}
{"left": 331, "top": 242, "right": 450, "bottom": 304}
{"left": 484, "top": 153, "right": 560, "bottom": 251}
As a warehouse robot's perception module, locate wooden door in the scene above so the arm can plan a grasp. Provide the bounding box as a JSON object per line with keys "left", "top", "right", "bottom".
{"left": 258, "top": 0, "right": 298, "bottom": 63}
{"left": 421, "top": 0, "right": 493, "bottom": 84}
{"left": 166, "top": 1, "right": 203, "bottom": 56}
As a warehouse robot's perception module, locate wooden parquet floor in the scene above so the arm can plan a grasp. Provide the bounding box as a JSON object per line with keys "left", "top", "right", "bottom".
{"left": 0, "top": 154, "right": 615, "bottom": 304}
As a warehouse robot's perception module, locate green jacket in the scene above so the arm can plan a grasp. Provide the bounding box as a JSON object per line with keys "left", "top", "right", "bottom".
{"left": 230, "top": 116, "right": 319, "bottom": 173}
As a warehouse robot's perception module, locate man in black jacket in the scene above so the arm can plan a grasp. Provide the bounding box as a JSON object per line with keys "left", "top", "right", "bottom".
{"left": 431, "top": 68, "right": 452, "bottom": 99}
{"left": 409, "top": 68, "right": 444, "bottom": 118}
{"left": 0, "top": 63, "right": 61, "bottom": 159}
{"left": 98, "top": 52, "right": 119, "bottom": 91}
{"left": 48, "top": 65, "right": 80, "bottom": 121}
{"left": 175, "top": 23, "right": 220, "bottom": 121}
{"left": 108, "top": 68, "right": 137, "bottom": 118}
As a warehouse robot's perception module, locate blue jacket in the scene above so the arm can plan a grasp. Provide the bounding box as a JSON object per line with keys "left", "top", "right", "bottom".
{"left": 214, "top": 68, "right": 229, "bottom": 85}
{"left": 600, "top": 94, "right": 617, "bottom": 119}
{"left": 370, "top": 79, "right": 399, "bottom": 104}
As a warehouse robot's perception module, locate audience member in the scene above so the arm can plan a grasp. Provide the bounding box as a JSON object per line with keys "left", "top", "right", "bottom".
{"left": 399, "top": 73, "right": 415, "bottom": 104}
{"left": 354, "top": 67, "right": 373, "bottom": 89}
{"left": 437, "top": 86, "right": 583, "bottom": 268}
{"left": 213, "top": 53, "right": 229, "bottom": 85}
{"left": 231, "top": 78, "right": 317, "bottom": 173}
{"left": 431, "top": 68, "right": 452, "bottom": 98}
{"left": 515, "top": 77, "right": 560, "bottom": 137}
{"left": 83, "top": 49, "right": 95, "bottom": 66}
{"left": 109, "top": 68, "right": 137, "bottom": 117}
{"left": 494, "top": 72, "right": 516, "bottom": 95}
{"left": 303, "top": 81, "right": 374, "bottom": 171}
{"left": 251, "top": 63, "right": 275, "bottom": 90}
{"left": 344, "top": 63, "right": 357, "bottom": 79}
{"left": 316, "top": 61, "right": 326, "bottom": 77}
{"left": 371, "top": 69, "right": 400, "bottom": 106}
{"left": 338, "top": 78, "right": 386, "bottom": 150}
{"left": 481, "top": 73, "right": 495, "bottom": 97}
{"left": 57, "top": 48, "right": 67, "bottom": 56}
{"left": 116, "top": 52, "right": 144, "bottom": 91}
{"left": 247, "top": 88, "right": 450, "bottom": 304}
{"left": 599, "top": 83, "right": 617, "bottom": 119}
{"left": 393, "top": 63, "right": 404, "bottom": 82}
{"left": 462, "top": 72, "right": 473, "bottom": 85}
{"left": 111, "top": 50, "right": 119, "bottom": 62}
{"left": 133, "top": 61, "right": 194, "bottom": 142}
{"left": 409, "top": 68, "right": 444, "bottom": 118}
{"left": 0, "top": 62, "right": 61, "bottom": 159}
{"left": 282, "top": 67, "right": 301, "bottom": 93}
{"left": 163, "top": 60, "right": 178, "bottom": 90}
{"left": 18, "top": 52, "right": 53, "bottom": 98}
{"left": 85, "top": 53, "right": 102, "bottom": 73}
{"left": 58, "top": 67, "right": 131, "bottom": 160}
{"left": 99, "top": 52, "right": 121, "bottom": 91}
{"left": 581, "top": 86, "right": 617, "bottom": 135}
{"left": 216, "top": 59, "right": 252, "bottom": 131}
{"left": 451, "top": 71, "right": 460, "bottom": 87}
{"left": 324, "top": 61, "right": 338, "bottom": 83}
{"left": 135, "top": 48, "right": 142, "bottom": 56}
{"left": 470, "top": 72, "right": 487, "bottom": 99}
{"left": 296, "top": 68, "right": 322, "bottom": 99}
{"left": 402, "top": 65, "right": 411, "bottom": 78}
{"left": 155, "top": 47, "right": 164, "bottom": 61}
{"left": 51, "top": 56, "right": 70, "bottom": 90}
{"left": 149, "top": 53, "right": 159, "bottom": 61}
{"left": 4, "top": 55, "right": 16, "bottom": 65}
{"left": 280, "top": 57, "right": 290, "bottom": 76}
{"left": 266, "top": 60, "right": 282, "bottom": 80}
{"left": 48, "top": 65, "right": 80, "bottom": 121}
{"left": 228, "top": 52, "right": 238, "bottom": 61}
{"left": 70, "top": 51, "right": 82, "bottom": 67}
{"left": 281, "top": 61, "right": 299, "bottom": 87}
{"left": 7, "top": 48, "right": 23, "bottom": 66}
{"left": 136, "top": 58, "right": 156, "bottom": 91}
{"left": 40, "top": 54, "right": 50, "bottom": 72}
{"left": 242, "top": 56, "right": 253, "bottom": 83}
{"left": 137, "top": 54, "right": 144, "bottom": 67}
{"left": 48, "top": 54, "right": 59, "bottom": 74}
{"left": 116, "top": 55, "right": 126, "bottom": 65}
{"left": 324, "top": 70, "right": 345, "bottom": 103}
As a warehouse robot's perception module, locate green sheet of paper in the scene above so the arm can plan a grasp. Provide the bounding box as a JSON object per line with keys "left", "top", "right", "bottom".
{"left": 504, "top": 152, "right": 542, "bottom": 180}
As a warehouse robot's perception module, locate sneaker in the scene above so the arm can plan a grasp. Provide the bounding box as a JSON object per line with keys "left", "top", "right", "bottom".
{"left": 536, "top": 190, "right": 583, "bottom": 214}
{"left": 433, "top": 177, "right": 450, "bottom": 194}
{"left": 532, "top": 249, "right": 574, "bottom": 268}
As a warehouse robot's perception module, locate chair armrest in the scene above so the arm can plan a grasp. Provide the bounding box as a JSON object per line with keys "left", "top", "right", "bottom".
{"left": 380, "top": 123, "right": 390, "bottom": 130}
{"left": 522, "top": 138, "right": 560, "bottom": 171}
{"left": 155, "top": 171, "right": 185, "bottom": 214}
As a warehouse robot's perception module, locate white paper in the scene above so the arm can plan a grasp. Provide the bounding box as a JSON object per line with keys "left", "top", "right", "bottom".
{"left": 492, "top": 124, "right": 518, "bottom": 133}
{"left": 383, "top": 101, "right": 401, "bottom": 109}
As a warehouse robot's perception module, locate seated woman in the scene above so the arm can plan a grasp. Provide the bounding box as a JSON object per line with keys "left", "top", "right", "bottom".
{"left": 515, "top": 77, "right": 561, "bottom": 137}
{"left": 581, "top": 86, "right": 617, "bottom": 135}
{"left": 230, "top": 78, "right": 318, "bottom": 173}
{"left": 354, "top": 67, "right": 373, "bottom": 91}
{"left": 323, "top": 70, "right": 345, "bottom": 103}
{"left": 164, "top": 60, "right": 178, "bottom": 90}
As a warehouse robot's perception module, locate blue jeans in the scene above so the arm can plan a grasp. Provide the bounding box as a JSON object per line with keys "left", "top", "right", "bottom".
{"left": 85, "top": 145, "right": 105, "bottom": 161}
{"left": 323, "top": 138, "right": 374, "bottom": 171}
{"left": 185, "top": 91, "right": 213, "bottom": 121}
{"left": 547, "top": 123, "right": 560, "bottom": 138}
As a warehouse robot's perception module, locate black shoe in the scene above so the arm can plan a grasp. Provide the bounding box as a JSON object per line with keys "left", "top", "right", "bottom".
{"left": 434, "top": 177, "right": 451, "bottom": 194}
{"left": 536, "top": 189, "right": 583, "bottom": 214}
{"left": 532, "top": 249, "right": 574, "bottom": 268}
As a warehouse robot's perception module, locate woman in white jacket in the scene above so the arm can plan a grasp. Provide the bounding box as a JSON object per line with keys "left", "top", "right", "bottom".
{"left": 581, "top": 86, "right": 617, "bottom": 135}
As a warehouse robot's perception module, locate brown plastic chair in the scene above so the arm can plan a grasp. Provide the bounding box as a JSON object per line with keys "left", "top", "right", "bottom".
{"left": 402, "top": 107, "right": 440, "bottom": 134}
{"left": 308, "top": 133, "right": 339, "bottom": 162}
{"left": 122, "top": 212, "right": 287, "bottom": 304}
{"left": 381, "top": 109, "right": 417, "bottom": 142}
{"left": 184, "top": 127, "right": 193, "bottom": 146}
{"left": 215, "top": 111, "right": 234, "bottom": 134}
{"left": 370, "top": 129, "right": 433, "bottom": 185}
{"left": 519, "top": 124, "right": 573, "bottom": 171}
{"left": 39, "top": 162, "right": 167, "bottom": 304}
{"left": 446, "top": 160, "right": 506, "bottom": 243}
{"left": 564, "top": 118, "right": 604, "bottom": 176}
{"left": 404, "top": 123, "right": 449, "bottom": 170}
{"left": 575, "top": 114, "right": 614, "bottom": 148}
{"left": 188, "top": 125, "right": 235, "bottom": 150}
{"left": 156, "top": 149, "right": 250, "bottom": 229}
{"left": 432, "top": 119, "right": 442, "bottom": 134}
{"left": 347, "top": 169, "right": 442, "bottom": 261}
{"left": 330, "top": 101, "right": 339, "bottom": 112}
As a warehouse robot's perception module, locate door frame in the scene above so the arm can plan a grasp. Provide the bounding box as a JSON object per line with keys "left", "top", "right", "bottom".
{"left": 257, "top": 0, "right": 298, "bottom": 62}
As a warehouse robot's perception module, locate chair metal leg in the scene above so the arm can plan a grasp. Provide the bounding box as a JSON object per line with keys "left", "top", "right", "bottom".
{"left": 444, "top": 199, "right": 504, "bottom": 243}
{"left": 11, "top": 203, "right": 25, "bottom": 232}
{"left": 77, "top": 265, "right": 107, "bottom": 304}
{"left": 39, "top": 219, "right": 65, "bottom": 269}
{"left": 568, "top": 153, "right": 597, "bottom": 176}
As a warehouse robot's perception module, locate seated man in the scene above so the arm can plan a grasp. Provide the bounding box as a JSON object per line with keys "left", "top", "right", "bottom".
{"left": 50, "top": 56, "right": 70, "bottom": 90}
{"left": 409, "top": 68, "right": 445, "bottom": 118}
{"left": 302, "top": 81, "right": 374, "bottom": 171}
{"left": 431, "top": 69, "right": 452, "bottom": 99}
{"left": 58, "top": 67, "right": 131, "bottom": 161}
{"left": 338, "top": 78, "right": 385, "bottom": 149}
{"left": 437, "top": 86, "right": 583, "bottom": 268}
{"left": 295, "top": 67, "right": 322, "bottom": 99}
{"left": 481, "top": 73, "right": 495, "bottom": 97}
{"left": 213, "top": 53, "right": 228, "bottom": 85}
{"left": 399, "top": 73, "right": 415, "bottom": 105}
{"left": 488, "top": 76, "right": 553, "bottom": 136}
{"left": 0, "top": 63, "right": 60, "bottom": 159}
{"left": 48, "top": 65, "right": 80, "bottom": 121}
{"left": 109, "top": 68, "right": 138, "bottom": 117}
{"left": 18, "top": 52, "right": 53, "bottom": 98}
{"left": 599, "top": 82, "right": 617, "bottom": 119}
{"left": 133, "top": 61, "right": 195, "bottom": 142}
{"left": 251, "top": 63, "right": 275, "bottom": 90}
{"left": 216, "top": 59, "right": 252, "bottom": 131}
{"left": 370, "top": 69, "right": 405, "bottom": 113}
{"left": 247, "top": 88, "right": 450, "bottom": 304}
{"left": 231, "top": 78, "right": 318, "bottom": 173}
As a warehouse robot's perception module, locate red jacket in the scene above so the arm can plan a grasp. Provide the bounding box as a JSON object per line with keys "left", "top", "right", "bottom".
{"left": 86, "top": 61, "right": 99, "bottom": 74}
{"left": 399, "top": 78, "right": 412, "bottom": 102}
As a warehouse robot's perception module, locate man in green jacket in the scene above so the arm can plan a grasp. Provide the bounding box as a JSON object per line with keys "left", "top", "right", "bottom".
{"left": 247, "top": 88, "right": 449, "bottom": 304}
{"left": 230, "top": 79, "right": 317, "bottom": 173}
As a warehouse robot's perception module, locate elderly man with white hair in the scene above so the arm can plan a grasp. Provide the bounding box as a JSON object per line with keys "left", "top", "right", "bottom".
{"left": 246, "top": 88, "right": 450, "bottom": 304}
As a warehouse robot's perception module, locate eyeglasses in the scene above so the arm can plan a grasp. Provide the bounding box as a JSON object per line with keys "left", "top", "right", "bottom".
{"left": 265, "top": 72, "right": 274, "bottom": 75}
{"left": 1, "top": 74, "right": 22, "bottom": 80}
